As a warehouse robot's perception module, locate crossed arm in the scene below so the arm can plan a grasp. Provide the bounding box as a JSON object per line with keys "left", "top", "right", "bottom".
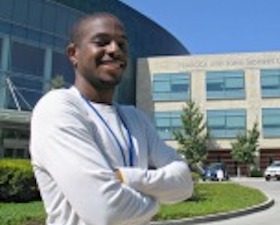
{"left": 117, "top": 108, "right": 193, "bottom": 204}
{"left": 30, "top": 92, "right": 193, "bottom": 225}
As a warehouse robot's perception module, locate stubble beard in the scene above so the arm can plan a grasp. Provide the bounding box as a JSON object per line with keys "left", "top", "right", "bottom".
{"left": 84, "top": 71, "right": 122, "bottom": 91}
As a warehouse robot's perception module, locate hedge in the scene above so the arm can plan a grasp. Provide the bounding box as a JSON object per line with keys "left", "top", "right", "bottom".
{"left": 0, "top": 159, "right": 40, "bottom": 202}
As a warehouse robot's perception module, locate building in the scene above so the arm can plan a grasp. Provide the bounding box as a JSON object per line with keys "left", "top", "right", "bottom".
{"left": 1, "top": 0, "right": 279, "bottom": 175}
{"left": 137, "top": 52, "right": 280, "bottom": 175}
{"left": 0, "top": 0, "right": 189, "bottom": 158}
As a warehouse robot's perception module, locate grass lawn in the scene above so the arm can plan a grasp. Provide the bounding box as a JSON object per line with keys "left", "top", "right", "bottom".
{"left": 0, "top": 201, "right": 45, "bottom": 225}
{"left": 153, "top": 182, "right": 267, "bottom": 221}
{"left": 0, "top": 182, "right": 267, "bottom": 225}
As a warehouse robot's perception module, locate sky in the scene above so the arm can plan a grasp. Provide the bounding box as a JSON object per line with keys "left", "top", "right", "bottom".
{"left": 120, "top": 0, "right": 280, "bottom": 55}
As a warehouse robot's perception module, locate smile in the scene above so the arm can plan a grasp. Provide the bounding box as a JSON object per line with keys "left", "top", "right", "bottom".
{"left": 101, "top": 60, "right": 126, "bottom": 69}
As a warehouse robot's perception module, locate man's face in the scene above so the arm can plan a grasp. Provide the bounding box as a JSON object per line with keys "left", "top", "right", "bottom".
{"left": 70, "top": 16, "right": 128, "bottom": 90}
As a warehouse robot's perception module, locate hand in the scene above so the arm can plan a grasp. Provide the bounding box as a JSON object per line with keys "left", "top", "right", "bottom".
{"left": 115, "top": 169, "right": 124, "bottom": 183}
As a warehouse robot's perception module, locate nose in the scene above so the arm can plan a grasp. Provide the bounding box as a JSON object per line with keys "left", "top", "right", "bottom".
{"left": 107, "top": 40, "right": 121, "bottom": 53}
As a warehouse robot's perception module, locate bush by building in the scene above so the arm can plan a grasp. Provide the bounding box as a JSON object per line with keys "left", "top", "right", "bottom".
{"left": 250, "top": 168, "right": 263, "bottom": 177}
{"left": 0, "top": 159, "right": 40, "bottom": 202}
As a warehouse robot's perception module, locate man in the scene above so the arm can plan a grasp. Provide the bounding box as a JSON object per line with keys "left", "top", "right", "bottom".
{"left": 30, "top": 12, "right": 193, "bottom": 225}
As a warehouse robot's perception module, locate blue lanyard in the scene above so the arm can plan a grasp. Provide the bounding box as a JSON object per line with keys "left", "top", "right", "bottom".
{"left": 82, "top": 96, "right": 134, "bottom": 167}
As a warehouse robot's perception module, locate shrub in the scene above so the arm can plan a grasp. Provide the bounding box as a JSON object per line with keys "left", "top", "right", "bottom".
{"left": 250, "top": 168, "right": 263, "bottom": 177}
{"left": 0, "top": 159, "right": 40, "bottom": 202}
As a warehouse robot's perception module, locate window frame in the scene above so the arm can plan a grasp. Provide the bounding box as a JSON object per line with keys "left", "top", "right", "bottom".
{"left": 262, "top": 108, "right": 280, "bottom": 138}
{"left": 207, "top": 109, "right": 246, "bottom": 138}
{"left": 154, "top": 111, "right": 182, "bottom": 140}
{"left": 206, "top": 70, "right": 245, "bottom": 100}
{"left": 152, "top": 72, "right": 191, "bottom": 102}
{"left": 261, "top": 69, "right": 280, "bottom": 98}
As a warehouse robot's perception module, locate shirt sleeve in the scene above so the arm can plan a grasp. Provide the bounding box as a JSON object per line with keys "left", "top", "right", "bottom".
{"left": 30, "top": 91, "right": 158, "bottom": 225}
{"left": 118, "top": 108, "right": 194, "bottom": 204}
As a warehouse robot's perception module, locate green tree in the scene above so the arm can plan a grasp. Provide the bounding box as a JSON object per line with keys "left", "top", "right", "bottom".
{"left": 174, "top": 100, "right": 209, "bottom": 172}
{"left": 50, "top": 74, "right": 65, "bottom": 90}
{"left": 230, "top": 122, "right": 260, "bottom": 177}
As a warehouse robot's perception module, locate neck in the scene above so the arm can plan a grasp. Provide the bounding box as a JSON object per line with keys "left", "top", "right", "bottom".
{"left": 74, "top": 81, "right": 115, "bottom": 105}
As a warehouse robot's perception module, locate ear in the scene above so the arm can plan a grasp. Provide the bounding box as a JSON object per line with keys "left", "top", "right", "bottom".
{"left": 67, "top": 43, "right": 78, "bottom": 67}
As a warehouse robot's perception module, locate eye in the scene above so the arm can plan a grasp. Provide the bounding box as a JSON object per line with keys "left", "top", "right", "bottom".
{"left": 92, "top": 38, "right": 110, "bottom": 47}
{"left": 117, "top": 40, "right": 128, "bottom": 52}
{"left": 91, "top": 35, "right": 128, "bottom": 52}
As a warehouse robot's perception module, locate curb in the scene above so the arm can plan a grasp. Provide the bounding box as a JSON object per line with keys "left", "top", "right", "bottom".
{"left": 150, "top": 194, "right": 274, "bottom": 225}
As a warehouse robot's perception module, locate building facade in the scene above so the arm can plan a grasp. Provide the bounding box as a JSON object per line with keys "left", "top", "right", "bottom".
{"left": 0, "top": 0, "right": 189, "bottom": 158}
{"left": 137, "top": 52, "right": 280, "bottom": 175}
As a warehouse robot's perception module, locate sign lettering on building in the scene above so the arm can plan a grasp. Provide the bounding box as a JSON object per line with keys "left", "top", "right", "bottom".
{"left": 175, "top": 57, "right": 280, "bottom": 70}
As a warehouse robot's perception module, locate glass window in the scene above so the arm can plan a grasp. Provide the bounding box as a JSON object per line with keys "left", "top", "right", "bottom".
{"left": 41, "top": 3, "right": 56, "bottom": 33}
{"left": 0, "top": 20, "right": 11, "bottom": 34}
{"left": 5, "top": 73, "right": 43, "bottom": 110}
{"left": 26, "top": 29, "right": 42, "bottom": 43}
{"left": 15, "top": 149, "right": 25, "bottom": 158}
{"left": 0, "top": 37, "right": 2, "bottom": 68}
{"left": 3, "top": 149, "right": 28, "bottom": 159}
{"left": 11, "top": 24, "right": 27, "bottom": 39}
{"left": 3, "top": 149, "right": 13, "bottom": 158}
{"left": 153, "top": 73, "right": 190, "bottom": 101}
{"left": 54, "top": 37, "right": 67, "bottom": 49}
{"left": 9, "top": 75, "right": 43, "bottom": 90}
{"left": 6, "top": 88, "right": 42, "bottom": 111}
{"left": 41, "top": 33, "right": 55, "bottom": 46}
{"left": 154, "top": 81, "right": 170, "bottom": 92}
{"left": 52, "top": 51, "right": 75, "bottom": 85}
{"left": 206, "top": 70, "right": 245, "bottom": 99}
{"left": 28, "top": 0, "right": 43, "bottom": 29}
{"left": 261, "top": 69, "right": 280, "bottom": 98}
{"left": 2, "top": 128, "right": 30, "bottom": 139}
{"left": 12, "top": 0, "right": 28, "bottom": 24}
{"left": 55, "top": 8, "right": 69, "bottom": 37}
{"left": 154, "top": 111, "right": 182, "bottom": 140}
{"left": 207, "top": 109, "right": 246, "bottom": 138}
{"left": 262, "top": 108, "right": 280, "bottom": 137}
{"left": 10, "top": 41, "right": 45, "bottom": 76}
{"left": 0, "top": 0, "right": 13, "bottom": 20}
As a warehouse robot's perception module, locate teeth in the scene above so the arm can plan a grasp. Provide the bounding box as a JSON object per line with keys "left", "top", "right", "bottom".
{"left": 102, "top": 62, "right": 122, "bottom": 69}
{"left": 104, "top": 61, "right": 123, "bottom": 67}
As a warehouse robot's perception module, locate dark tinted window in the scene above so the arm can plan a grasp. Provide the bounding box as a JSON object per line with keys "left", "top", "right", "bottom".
{"left": 12, "top": 0, "right": 28, "bottom": 24}
{"left": 41, "top": 3, "right": 56, "bottom": 33}
{"left": 52, "top": 51, "right": 74, "bottom": 84}
{"left": 6, "top": 88, "right": 42, "bottom": 111}
{"left": 0, "top": 0, "right": 13, "bottom": 20}
{"left": 28, "top": 0, "right": 43, "bottom": 29}
{"left": 0, "top": 37, "right": 2, "bottom": 68}
{"left": 10, "top": 41, "right": 44, "bottom": 76}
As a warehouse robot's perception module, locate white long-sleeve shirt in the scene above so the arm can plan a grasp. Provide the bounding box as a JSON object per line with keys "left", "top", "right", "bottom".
{"left": 30, "top": 86, "right": 193, "bottom": 225}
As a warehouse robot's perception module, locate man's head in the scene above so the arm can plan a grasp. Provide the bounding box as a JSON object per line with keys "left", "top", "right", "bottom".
{"left": 67, "top": 12, "right": 129, "bottom": 91}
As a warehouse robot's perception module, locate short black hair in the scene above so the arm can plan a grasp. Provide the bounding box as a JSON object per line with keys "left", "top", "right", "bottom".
{"left": 69, "top": 12, "right": 123, "bottom": 46}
